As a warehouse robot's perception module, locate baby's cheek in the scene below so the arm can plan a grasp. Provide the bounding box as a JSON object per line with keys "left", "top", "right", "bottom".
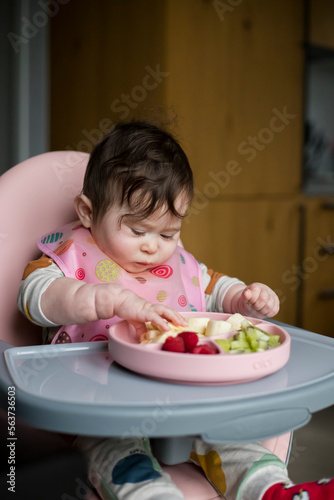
{"left": 160, "top": 242, "right": 177, "bottom": 261}
{"left": 116, "top": 237, "right": 136, "bottom": 255}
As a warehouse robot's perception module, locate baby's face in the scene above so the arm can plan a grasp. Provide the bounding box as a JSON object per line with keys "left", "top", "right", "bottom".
{"left": 90, "top": 195, "right": 188, "bottom": 273}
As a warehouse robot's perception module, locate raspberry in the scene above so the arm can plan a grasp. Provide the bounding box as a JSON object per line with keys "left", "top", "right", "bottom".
{"left": 191, "top": 344, "right": 217, "bottom": 355}
{"left": 162, "top": 335, "right": 185, "bottom": 353}
{"left": 179, "top": 331, "right": 199, "bottom": 352}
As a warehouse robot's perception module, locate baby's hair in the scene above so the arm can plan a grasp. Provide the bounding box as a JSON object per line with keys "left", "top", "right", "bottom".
{"left": 82, "top": 120, "right": 194, "bottom": 223}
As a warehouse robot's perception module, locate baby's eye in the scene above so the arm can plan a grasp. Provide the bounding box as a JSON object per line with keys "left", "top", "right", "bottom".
{"left": 131, "top": 228, "right": 145, "bottom": 236}
{"left": 160, "top": 234, "right": 174, "bottom": 240}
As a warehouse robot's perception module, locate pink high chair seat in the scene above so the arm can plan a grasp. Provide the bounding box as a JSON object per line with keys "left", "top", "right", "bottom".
{"left": 0, "top": 151, "right": 291, "bottom": 500}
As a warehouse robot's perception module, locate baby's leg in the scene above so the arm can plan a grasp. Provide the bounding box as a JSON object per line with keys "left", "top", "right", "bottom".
{"left": 190, "top": 439, "right": 289, "bottom": 499}
{"left": 75, "top": 436, "right": 185, "bottom": 500}
{"left": 191, "top": 439, "right": 334, "bottom": 499}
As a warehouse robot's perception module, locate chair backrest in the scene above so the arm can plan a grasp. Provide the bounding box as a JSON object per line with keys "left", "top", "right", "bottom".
{"left": 0, "top": 151, "right": 89, "bottom": 346}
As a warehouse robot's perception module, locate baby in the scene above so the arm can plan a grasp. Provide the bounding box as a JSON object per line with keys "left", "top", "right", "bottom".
{"left": 18, "top": 121, "right": 333, "bottom": 500}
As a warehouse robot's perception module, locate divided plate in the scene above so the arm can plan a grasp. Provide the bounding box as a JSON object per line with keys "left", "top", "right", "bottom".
{"left": 108, "top": 312, "right": 291, "bottom": 385}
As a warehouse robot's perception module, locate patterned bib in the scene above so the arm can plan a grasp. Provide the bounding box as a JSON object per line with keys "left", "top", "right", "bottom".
{"left": 38, "top": 222, "right": 205, "bottom": 344}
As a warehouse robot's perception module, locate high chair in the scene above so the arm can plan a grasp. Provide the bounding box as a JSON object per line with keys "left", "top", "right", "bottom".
{"left": 1, "top": 152, "right": 333, "bottom": 500}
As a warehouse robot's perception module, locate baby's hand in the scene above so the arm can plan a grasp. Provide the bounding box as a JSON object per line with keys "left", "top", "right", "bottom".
{"left": 114, "top": 289, "right": 187, "bottom": 335}
{"left": 238, "top": 282, "right": 280, "bottom": 319}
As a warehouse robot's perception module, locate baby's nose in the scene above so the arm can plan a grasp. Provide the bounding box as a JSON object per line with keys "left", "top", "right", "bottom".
{"left": 141, "top": 239, "right": 158, "bottom": 254}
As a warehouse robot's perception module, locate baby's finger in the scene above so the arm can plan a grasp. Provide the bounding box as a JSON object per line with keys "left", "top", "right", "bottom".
{"left": 150, "top": 307, "right": 187, "bottom": 331}
{"left": 130, "top": 315, "right": 169, "bottom": 337}
{"left": 132, "top": 322, "right": 149, "bottom": 337}
{"left": 242, "top": 284, "right": 262, "bottom": 305}
{"left": 243, "top": 289, "right": 271, "bottom": 315}
{"left": 161, "top": 309, "right": 187, "bottom": 327}
{"left": 258, "top": 294, "right": 280, "bottom": 317}
{"left": 252, "top": 291, "right": 280, "bottom": 318}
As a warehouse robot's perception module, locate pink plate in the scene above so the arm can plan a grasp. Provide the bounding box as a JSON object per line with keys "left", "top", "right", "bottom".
{"left": 108, "top": 312, "right": 291, "bottom": 385}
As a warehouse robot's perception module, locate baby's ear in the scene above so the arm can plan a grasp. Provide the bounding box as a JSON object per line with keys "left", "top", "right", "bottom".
{"left": 74, "top": 194, "right": 94, "bottom": 228}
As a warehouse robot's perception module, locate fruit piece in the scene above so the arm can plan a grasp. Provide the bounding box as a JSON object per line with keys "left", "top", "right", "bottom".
{"left": 186, "top": 317, "right": 210, "bottom": 335}
{"left": 161, "top": 332, "right": 216, "bottom": 354}
{"left": 179, "top": 331, "right": 199, "bottom": 352}
{"left": 142, "top": 321, "right": 189, "bottom": 344}
{"left": 145, "top": 321, "right": 159, "bottom": 331}
{"left": 156, "top": 332, "right": 177, "bottom": 344}
{"left": 268, "top": 334, "right": 280, "bottom": 348}
{"left": 240, "top": 319, "right": 253, "bottom": 329}
{"left": 215, "top": 338, "right": 232, "bottom": 352}
{"left": 226, "top": 313, "right": 250, "bottom": 331}
{"left": 205, "top": 320, "right": 232, "bottom": 336}
{"left": 162, "top": 336, "right": 185, "bottom": 353}
{"left": 191, "top": 344, "right": 217, "bottom": 355}
{"left": 140, "top": 329, "right": 161, "bottom": 344}
{"left": 215, "top": 325, "right": 281, "bottom": 354}
{"left": 145, "top": 321, "right": 187, "bottom": 334}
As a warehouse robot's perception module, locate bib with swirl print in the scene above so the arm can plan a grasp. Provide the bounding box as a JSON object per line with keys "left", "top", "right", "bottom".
{"left": 38, "top": 222, "right": 205, "bottom": 344}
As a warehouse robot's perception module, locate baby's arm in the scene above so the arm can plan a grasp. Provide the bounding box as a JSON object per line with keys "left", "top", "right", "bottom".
{"left": 18, "top": 256, "right": 187, "bottom": 333}
{"left": 223, "top": 282, "right": 280, "bottom": 319}
{"left": 41, "top": 277, "right": 187, "bottom": 332}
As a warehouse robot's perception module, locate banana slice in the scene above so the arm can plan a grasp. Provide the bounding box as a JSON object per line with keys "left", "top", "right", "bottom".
{"left": 186, "top": 317, "right": 210, "bottom": 335}
{"left": 205, "top": 320, "right": 232, "bottom": 336}
{"left": 141, "top": 322, "right": 187, "bottom": 344}
{"left": 226, "top": 313, "right": 251, "bottom": 331}
{"left": 145, "top": 322, "right": 164, "bottom": 332}
{"left": 156, "top": 332, "right": 176, "bottom": 343}
{"left": 140, "top": 329, "right": 161, "bottom": 344}
{"left": 145, "top": 321, "right": 187, "bottom": 334}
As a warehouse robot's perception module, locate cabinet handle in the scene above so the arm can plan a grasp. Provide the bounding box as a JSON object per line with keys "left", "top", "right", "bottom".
{"left": 318, "top": 244, "right": 334, "bottom": 256}
{"left": 321, "top": 201, "right": 334, "bottom": 210}
{"left": 318, "top": 288, "right": 334, "bottom": 300}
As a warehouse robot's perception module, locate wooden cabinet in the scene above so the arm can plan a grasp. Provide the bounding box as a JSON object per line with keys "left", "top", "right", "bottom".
{"left": 51, "top": 0, "right": 304, "bottom": 199}
{"left": 50, "top": 0, "right": 167, "bottom": 152}
{"left": 50, "top": 0, "right": 334, "bottom": 334}
{"left": 163, "top": 0, "right": 304, "bottom": 195}
{"left": 181, "top": 198, "right": 301, "bottom": 325}
{"left": 301, "top": 198, "right": 334, "bottom": 337}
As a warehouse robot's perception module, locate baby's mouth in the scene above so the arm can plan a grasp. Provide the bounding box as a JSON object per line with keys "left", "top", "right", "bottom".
{"left": 136, "top": 261, "right": 153, "bottom": 267}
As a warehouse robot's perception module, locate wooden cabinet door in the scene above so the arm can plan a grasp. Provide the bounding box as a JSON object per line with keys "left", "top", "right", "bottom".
{"left": 50, "top": 0, "right": 168, "bottom": 151}
{"left": 302, "top": 198, "right": 334, "bottom": 337}
{"left": 164, "top": 0, "right": 304, "bottom": 195}
{"left": 51, "top": 1, "right": 305, "bottom": 196}
{"left": 181, "top": 198, "right": 301, "bottom": 326}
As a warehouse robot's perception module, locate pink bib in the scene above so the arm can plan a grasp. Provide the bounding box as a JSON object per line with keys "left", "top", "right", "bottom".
{"left": 38, "top": 222, "right": 205, "bottom": 344}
